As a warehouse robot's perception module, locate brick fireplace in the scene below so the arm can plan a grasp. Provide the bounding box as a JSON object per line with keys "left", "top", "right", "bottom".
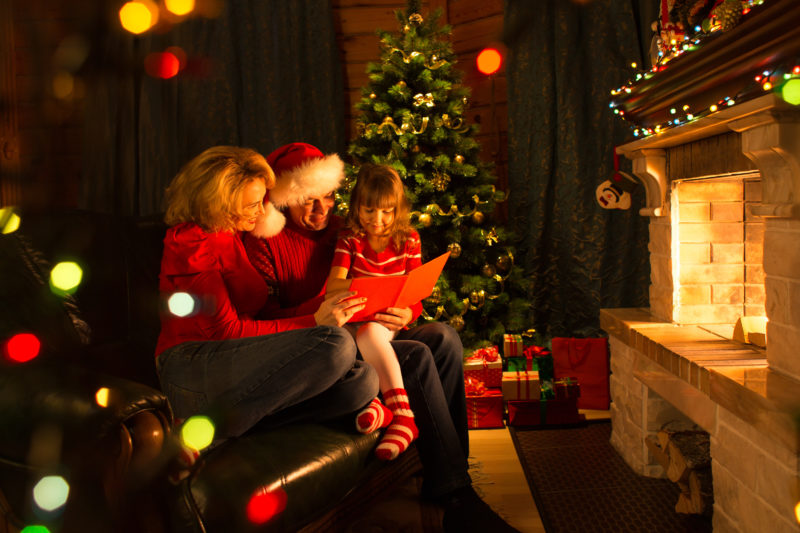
{"left": 600, "top": 2, "right": 800, "bottom": 531}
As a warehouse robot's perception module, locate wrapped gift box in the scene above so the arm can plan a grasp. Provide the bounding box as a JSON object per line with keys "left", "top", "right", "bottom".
{"left": 501, "top": 370, "right": 540, "bottom": 400}
{"left": 554, "top": 376, "right": 581, "bottom": 399}
{"left": 503, "top": 333, "right": 523, "bottom": 358}
{"left": 507, "top": 397, "right": 585, "bottom": 427}
{"left": 466, "top": 388, "right": 504, "bottom": 429}
{"left": 506, "top": 354, "right": 534, "bottom": 372}
{"left": 464, "top": 346, "right": 502, "bottom": 388}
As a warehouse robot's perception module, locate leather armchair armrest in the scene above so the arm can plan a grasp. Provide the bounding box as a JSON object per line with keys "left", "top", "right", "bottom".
{"left": 0, "top": 360, "right": 174, "bottom": 530}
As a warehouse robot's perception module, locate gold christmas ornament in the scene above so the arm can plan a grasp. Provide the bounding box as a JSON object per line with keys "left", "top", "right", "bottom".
{"left": 496, "top": 254, "right": 511, "bottom": 271}
{"left": 454, "top": 154, "right": 464, "bottom": 164}
{"left": 409, "top": 13, "right": 423, "bottom": 24}
{"left": 418, "top": 213, "right": 432, "bottom": 227}
{"left": 472, "top": 211, "right": 485, "bottom": 224}
{"left": 482, "top": 263, "right": 496, "bottom": 277}
{"left": 449, "top": 315, "right": 465, "bottom": 331}
{"left": 398, "top": 80, "right": 407, "bottom": 88}
{"left": 431, "top": 171, "right": 450, "bottom": 192}
{"left": 447, "top": 242, "right": 462, "bottom": 258}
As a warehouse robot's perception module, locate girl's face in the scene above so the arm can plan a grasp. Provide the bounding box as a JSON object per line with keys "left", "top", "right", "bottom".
{"left": 234, "top": 179, "right": 267, "bottom": 232}
{"left": 358, "top": 203, "right": 395, "bottom": 238}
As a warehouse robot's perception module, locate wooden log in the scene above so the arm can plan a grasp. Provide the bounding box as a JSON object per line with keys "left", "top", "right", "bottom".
{"left": 689, "top": 468, "right": 714, "bottom": 517}
{"left": 656, "top": 420, "right": 703, "bottom": 449}
{"left": 674, "top": 492, "right": 696, "bottom": 514}
{"left": 644, "top": 434, "right": 670, "bottom": 470}
{"left": 666, "top": 432, "right": 711, "bottom": 483}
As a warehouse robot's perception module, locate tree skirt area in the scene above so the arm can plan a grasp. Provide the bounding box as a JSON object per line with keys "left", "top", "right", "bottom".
{"left": 509, "top": 421, "right": 712, "bottom": 533}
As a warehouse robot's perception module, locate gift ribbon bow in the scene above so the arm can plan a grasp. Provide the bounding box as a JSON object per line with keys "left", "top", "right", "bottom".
{"left": 464, "top": 376, "right": 486, "bottom": 396}
{"left": 524, "top": 345, "right": 551, "bottom": 358}
{"left": 466, "top": 345, "right": 500, "bottom": 367}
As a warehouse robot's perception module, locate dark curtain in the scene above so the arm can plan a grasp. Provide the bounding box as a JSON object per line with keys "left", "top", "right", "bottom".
{"left": 80, "top": 0, "right": 345, "bottom": 216}
{"left": 503, "top": 0, "right": 651, "bottom": 338}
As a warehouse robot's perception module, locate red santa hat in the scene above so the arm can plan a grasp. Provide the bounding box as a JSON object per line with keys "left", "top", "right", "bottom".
{"left": 251, "top": 142, "right": 345, "bottom": 237}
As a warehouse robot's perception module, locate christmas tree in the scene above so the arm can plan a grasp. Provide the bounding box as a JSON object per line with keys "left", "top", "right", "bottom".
{"left": 341, "top": 0, "right": 532, "bottom": 349}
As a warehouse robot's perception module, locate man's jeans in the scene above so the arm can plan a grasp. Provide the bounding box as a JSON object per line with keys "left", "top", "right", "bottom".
{"left": 157, "top": 325, "right": 378, "bottom": 438}
{"left": 394, "top": 322, "right": 471, "bottom": 499}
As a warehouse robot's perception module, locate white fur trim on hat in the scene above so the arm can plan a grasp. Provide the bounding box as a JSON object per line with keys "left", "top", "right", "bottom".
{"left": 250, "top": 201, "right": 286, "bottom": 238}
{"left": 269, "top": 154, "right": 344, "bottom": 208}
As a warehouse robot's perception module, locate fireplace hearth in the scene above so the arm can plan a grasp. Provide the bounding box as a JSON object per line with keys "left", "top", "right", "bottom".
{"left": 600, "top": 1, "right": 800, "bottom": 531}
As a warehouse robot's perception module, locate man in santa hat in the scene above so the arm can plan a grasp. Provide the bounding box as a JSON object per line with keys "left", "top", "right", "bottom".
{"left": 243, "top": 142, "right": 518, "bottom": 532}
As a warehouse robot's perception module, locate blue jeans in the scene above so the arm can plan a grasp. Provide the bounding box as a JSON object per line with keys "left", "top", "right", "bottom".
{"left": 393, "top": 322, "right": 471, "bottom": 498}
{"left": 157, "top": 326, "right": 378, "bottom": 438}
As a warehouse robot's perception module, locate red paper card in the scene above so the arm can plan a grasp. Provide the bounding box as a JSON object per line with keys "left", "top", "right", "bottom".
{"left": 348, "top": 252, "right": 450, "bottom": 322}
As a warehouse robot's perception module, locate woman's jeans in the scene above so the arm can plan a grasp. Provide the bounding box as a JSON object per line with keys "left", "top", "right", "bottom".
{"left": 157, "top": 325, "right": 378, "bottom": 438}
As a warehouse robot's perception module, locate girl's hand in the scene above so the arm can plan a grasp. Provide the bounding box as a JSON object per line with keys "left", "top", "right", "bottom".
{"left": 314, "top": 290, "right": 366, "bottom": 327}
{"left": 372, "top": 306, "right": 413, "bottom": 332}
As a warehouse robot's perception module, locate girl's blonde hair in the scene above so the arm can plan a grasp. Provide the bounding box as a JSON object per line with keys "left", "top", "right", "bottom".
{"left": 347, "top": 163, "right": 412, "bottom": 248}
{"left": 164, "top": 146, "right": 275, "bottom": 232}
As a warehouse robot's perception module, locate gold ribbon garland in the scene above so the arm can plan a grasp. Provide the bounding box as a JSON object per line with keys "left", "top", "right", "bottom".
{"left": 442, "top": 113, "right": 469, "bottom": 133}
{"left": 408, "top": 13, "right": 423, "bottom": 24}
{"left": 413, "top": 93, "right": 435, "bottom": 107}
{"left": 372, "top": 116, "right": 428, "bottom": 135}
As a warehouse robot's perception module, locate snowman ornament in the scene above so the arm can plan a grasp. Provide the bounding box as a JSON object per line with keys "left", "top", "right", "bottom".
{"left": 596, "top": 171, "right": 637, "bottom": 210}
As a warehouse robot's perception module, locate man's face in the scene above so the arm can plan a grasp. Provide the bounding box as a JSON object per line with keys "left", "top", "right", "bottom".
{"left": 287, "top": 191, "right": 336, "bottom": 231}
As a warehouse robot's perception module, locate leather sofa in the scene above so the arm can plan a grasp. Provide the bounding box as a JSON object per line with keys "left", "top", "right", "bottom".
{"left": 0, "top": 209, "right": 421, "bottom": 533}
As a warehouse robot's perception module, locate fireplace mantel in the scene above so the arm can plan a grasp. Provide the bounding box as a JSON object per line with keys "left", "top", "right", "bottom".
{"left": 617, "top": 94, "right": 800, "bottom": 218}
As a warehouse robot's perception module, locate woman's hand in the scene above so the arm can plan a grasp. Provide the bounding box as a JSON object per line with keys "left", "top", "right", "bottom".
{"left": 372, "top": 306, "right": 413, "bottom": 332}
{"left": 313, "top": 290, "right": 366, "bottom": 327}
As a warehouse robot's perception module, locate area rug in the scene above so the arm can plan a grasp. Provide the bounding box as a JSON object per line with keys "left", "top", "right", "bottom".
{"left": 509, "top": 421, "right": 712, "bottom": 533}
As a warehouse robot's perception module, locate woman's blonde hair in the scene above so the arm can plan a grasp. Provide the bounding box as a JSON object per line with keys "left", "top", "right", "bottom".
{"left": 347, "top": 163, "right": 412, "bottom": 248}
{"left": 164, "top": 146, "right": 275, "bottom": 232}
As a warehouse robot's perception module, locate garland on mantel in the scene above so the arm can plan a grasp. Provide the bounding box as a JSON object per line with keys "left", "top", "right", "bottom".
{"left": 609, "top": 0, "right": 800, "bottom": 138}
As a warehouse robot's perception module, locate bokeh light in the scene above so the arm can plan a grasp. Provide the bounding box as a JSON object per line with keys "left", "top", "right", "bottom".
{"left": 119, "top": 1, "right": 159, "bottom": 34}
{"left": 168, "top": 292, "right": 197, "bottom": 317}
{"left": 32, "top": 476, "right": 69, "bottom": 512}
{"left": 21, "top": 526, "right": 50, "bottom": 533}
{"left": 0, "top": 207, "right": 20, "bottom": 234}
{"left": 795, "top": 500, "right": 800, "bottom": 524}
{"left": 781, "top": 79, "right": 800, "bottom": 106}
{"left": 95, "top": 387, "right": 110, "bottom": 408}
{"left": 145, "top": 52, "right": 181, "bottom": 79}
{"left": 50, "top": 262, "right": 83, "bottom": 294}
{"left": 476, "top": 48, "right": 502, "bottom": 76}
{"left": 5, "top": 333, "right": 41, "bottom": 363}
{"left": 52, "top": 71, "right": 75, "bottom": 100}
{"left": 181, "top": 416, "right": 215, "bottom": 451}
{"left": 246, "top": 487, "right": 287, "bottom": 524}
{"left": 165, "top": 0, "right": 195, "bottom": 16}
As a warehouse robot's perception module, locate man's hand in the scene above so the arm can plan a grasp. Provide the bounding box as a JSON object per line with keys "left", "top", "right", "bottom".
{"left": 372, "top": 306, "right": 413, "bottom": 332}
{"left": 314, "top": 289, "right": 366, "bottom": 327}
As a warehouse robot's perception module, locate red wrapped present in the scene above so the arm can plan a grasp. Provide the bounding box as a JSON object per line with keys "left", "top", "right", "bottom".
{"left": 464, "top": 345, "right": 502, "bottom": 388}
{"left": 554, "top": 376, "right": 581, "bottom": 399}
{"left": 501, "top": 370, "right": 539, "bottom": 400}
{"left": 503, "top": 333, "right": 523, "bottom": 358}
{"left": 507, "top": 397, "right": 585, "bottom": 427}
{"left": 466, "top": 388, "right": 504, "bottom": 429}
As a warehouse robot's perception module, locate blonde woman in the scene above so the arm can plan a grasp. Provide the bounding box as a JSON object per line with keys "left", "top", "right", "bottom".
{"left": 155, "top": 146, "right": 378, "bottom": 439}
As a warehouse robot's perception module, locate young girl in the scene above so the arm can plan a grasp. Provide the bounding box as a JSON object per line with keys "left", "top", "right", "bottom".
{"left": 327, "top": 164, "right": 422, "bottom": 460}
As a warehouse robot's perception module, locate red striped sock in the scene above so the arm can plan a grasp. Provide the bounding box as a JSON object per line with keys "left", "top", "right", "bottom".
{"left": 356, "top": 397, "right": 393, "bottom": 434}
{"left": 375, "top": 388, "right": 418, "bottom": 461}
